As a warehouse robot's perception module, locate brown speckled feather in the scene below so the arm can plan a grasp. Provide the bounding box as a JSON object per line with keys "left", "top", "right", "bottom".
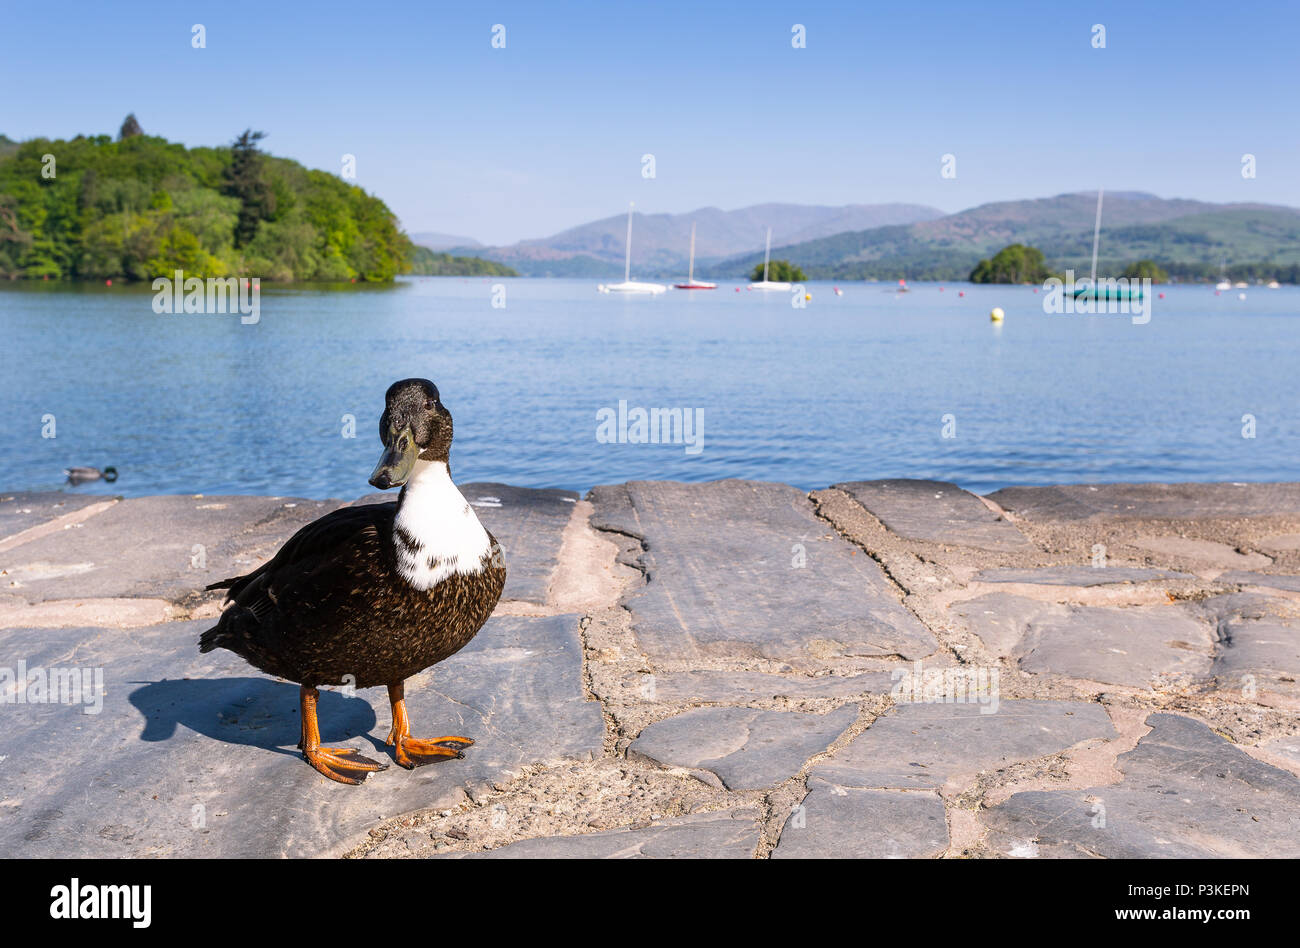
{"left": 200, "top": 501, "right": 506, "bottom": 688}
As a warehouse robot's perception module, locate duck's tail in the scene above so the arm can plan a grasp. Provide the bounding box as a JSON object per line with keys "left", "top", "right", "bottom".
{"left": 197, "top": 623, "right": 224, "bottom": 653}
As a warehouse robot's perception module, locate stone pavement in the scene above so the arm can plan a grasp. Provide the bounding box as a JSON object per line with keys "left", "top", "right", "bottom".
{"left": 1, "top": 478, "right": 1297, "bottom": 858}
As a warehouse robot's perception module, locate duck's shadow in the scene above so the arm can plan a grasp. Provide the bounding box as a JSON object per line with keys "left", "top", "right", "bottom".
{"left": 128, "top": 677, "right": 384, "bottom": 759}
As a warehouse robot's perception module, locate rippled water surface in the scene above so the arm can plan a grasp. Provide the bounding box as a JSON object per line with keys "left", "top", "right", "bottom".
{"left": 2, "top": 277, "right": 1298, "bottom": 498}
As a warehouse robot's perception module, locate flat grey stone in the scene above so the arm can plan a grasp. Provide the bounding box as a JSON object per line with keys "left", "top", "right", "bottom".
{"left": 814, "top": 700, "right": 1116, "bottom": 790}
{"left": 836, "top": 479, "right": 1034, "bottom": 552}
{"left": 1219, "top": 571, "right": 1300, "bottom": 593}
{"left": 354, "top": 483, "right": 578, "bottom": 604}
{"left": 0, "top": 491, "right": 114, "bottom": 542}
{"left": 1017, "top": 605, "right": 1212, "bottom": 688}
{"left": 1259, "top": 533, "right": 1300, "bottom": 554}
{"left": 446, "top": 808, "right": 761, "bottom": 858}
{"left": 0, "top": 495, "right": 343, "bottom": 603}
{"left": 987, "top": 482, "right": 1300, "bottom": 523}
{"left": 589, "top": 480, "right": 937, "bottom": 666}
{"left": 949, "top": 593, "right": 1050, "bottom": 657}
{"left": 1129, "top": 535, "right": 1270, "bottom": 569}
{"left": 952, "top": 594, "right": 1213, "bottom": 687}
{"left": 983, "top": 713, "right": 1300, "bottom": 858}
{"left": 973, "top": 566, "right": 1193, "bottom": 586}
{"left": 773, "top": 781, "right": 947, "bottom": 858}
{"left": 0, "top": 613, "right": 603, "bottom": 857}
{"left": 1207, "top": 609, "right": 1300, "bottom": 702}
{"left": 1261, "top": 735, "right": 1300, "bottom": 766}
{"left": 645, "top": 670, "right": 897, "bottom": 705}
{"left": 630, "top": 705, "right": 858, "bottom": 790}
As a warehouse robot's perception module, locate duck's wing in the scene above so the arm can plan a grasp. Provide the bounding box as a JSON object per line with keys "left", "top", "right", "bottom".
{"left": 207, "top": 502, "right": 397, "bottom": 613}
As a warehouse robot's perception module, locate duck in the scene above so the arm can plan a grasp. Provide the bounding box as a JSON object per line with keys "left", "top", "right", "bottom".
{"left": 65, "top": 466, "right": 117, "bottom": 485}
{"left": 199, "top": 379, "right": 506, "bottom": 785}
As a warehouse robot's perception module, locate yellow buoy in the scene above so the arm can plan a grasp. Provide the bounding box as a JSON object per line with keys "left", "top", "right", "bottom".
{"left": 990, "top": 306, "right": 1005, "bottom": 322}
{"left": 805, "top": 293, "right": 811, "bottom": 301}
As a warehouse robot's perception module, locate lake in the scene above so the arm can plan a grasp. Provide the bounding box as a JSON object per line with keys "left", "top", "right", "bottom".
{"left": 2, "top": 277, "right": 1297, "bottom": 499}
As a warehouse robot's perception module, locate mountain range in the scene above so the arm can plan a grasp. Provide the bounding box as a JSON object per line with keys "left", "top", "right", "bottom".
{"left": 429, "top": 203, "right": 944, "bottom": 277}
{"left": 419, "top": 193, "right": 1300, "bottom": 281}
{"left": 710, "top": 192, "right": 1300, "bottom": 281}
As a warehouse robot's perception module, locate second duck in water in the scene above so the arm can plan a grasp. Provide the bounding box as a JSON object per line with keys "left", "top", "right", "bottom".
{"left": 199, "top": 378, "right": 506, "bottom": 784}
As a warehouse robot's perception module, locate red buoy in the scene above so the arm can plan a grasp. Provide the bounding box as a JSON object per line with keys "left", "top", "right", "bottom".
{"left": 105, "top": 279, "right": 112, "bottom": 286}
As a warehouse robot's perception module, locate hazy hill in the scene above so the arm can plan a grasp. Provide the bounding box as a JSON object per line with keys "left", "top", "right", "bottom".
{"left": 703, "top": 192, "right": 1300, "bottom": 281}
{"left": 410, "top": 231, "right": 483, "bottom": 251}
{"left": 476, "top": 202, "right": 945, "bottom": 277}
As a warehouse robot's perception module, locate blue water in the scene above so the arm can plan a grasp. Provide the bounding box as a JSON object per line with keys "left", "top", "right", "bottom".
{"left": 1, "top": 278, "right": 1298, "bottom": 499}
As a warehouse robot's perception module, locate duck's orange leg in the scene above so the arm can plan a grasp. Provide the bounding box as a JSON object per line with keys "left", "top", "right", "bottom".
{"left": 299, "top": 685, "right": 387, "bottom": 785}
{"left": 385, "top": 681, "right": 474, "bottom": 769}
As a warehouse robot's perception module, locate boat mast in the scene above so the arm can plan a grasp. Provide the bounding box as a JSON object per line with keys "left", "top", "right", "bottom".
{"left": 624, "top": 202, "right": 634, "bottom": 283}
{"left": 763, "top": 227, "right": 772, "bottom": 282}
{"left": 688, "top": 222, "right": 696, "bottom": 283}
{"left": 1090, "top": 188, "right": 1104, "bottom": 286}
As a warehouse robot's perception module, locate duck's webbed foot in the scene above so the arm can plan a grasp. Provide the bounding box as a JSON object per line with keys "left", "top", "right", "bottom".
{"left": 305, "top": 744, "right": 389, "bottom": 785}
{"left": 386, "top": 681, "right": 474, "bottom": 769}
{"left": 299, "top": 684, "right": 388, "bottom": 786}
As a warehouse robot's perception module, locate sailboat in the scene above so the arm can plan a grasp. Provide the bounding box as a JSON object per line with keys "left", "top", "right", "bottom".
{"left": 597, "top": 202, "right": 667, "bottom": 294}
{"left": 673, "top": 223, "right": 716, "bottom": 289}
{"left": 1215, "top": 258, "right": 1231, "bottom": 291}
{"left": 748, "top": 227, "right": 792, "bottom": 291}
{"left": 1072, "top": 188, "right": 1142, "bottom": 302}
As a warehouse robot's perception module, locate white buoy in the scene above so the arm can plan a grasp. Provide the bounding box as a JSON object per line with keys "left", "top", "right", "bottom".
{"left": 990, "top": 306, "right": 1005, "bottom": 322}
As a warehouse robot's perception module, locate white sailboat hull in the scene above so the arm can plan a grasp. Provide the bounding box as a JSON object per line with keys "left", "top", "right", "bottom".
{"left": 748, "top": 281, "right": 791, "bottom": 291}
{"left": 599, "top": 280, "right": 667, "bottom": 294}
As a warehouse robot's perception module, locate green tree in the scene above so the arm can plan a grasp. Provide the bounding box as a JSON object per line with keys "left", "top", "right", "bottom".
{"left": 223, "top": 130, "right": 275, "bottom": 248}
{"left": 0, "top": 127, "right": 412, "bottom": 282}
{"left": 750, "top": 259, "right": 807, "bottom": 282}
{"left": 1120, "top": 259, "right": 1169, "bottom": 282}
{"left": 118, "top": 114, "right": 143, "bottom": 140}
{"left": 969, "top": 244, "right": 1054, "bottom": 284}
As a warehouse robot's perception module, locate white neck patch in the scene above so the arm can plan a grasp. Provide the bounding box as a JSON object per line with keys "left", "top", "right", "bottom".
{"left": 392, "top": 460, "right": 492, "bottom": 590}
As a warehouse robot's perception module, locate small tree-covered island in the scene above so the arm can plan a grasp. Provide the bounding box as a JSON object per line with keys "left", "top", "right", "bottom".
{"left": 749, "top": 260, "right": 806, "bottom": 282}
{"left": 0, "top": 116, "right": 509, "bottom": 282}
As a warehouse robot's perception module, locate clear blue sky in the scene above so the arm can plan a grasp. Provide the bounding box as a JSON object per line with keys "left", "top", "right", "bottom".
{"left": 3, "top": 0, "right": 1296, "bottom": 245}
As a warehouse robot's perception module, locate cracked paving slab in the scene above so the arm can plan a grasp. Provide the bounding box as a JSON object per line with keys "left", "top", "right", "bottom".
{"left": 588, "top": 479, "right": 938, "bottom": 668}
{"left": 436, "top": 807, "right": 762, "bottom": 858}
{"left": 628, "top": 705, "right": 859, "bottom": 790}
{"left": 773, "top": 782, "right": 948, "bottom": 858}
{"left": 1218, "top": 571, "right": 1300, "bottom": 594}
{"left": 950, "top": 594, "right": 1215, "bottom": 688}
{"left": 835, "top": 479, "right": 1035, "bottom": 553}
{"left": 812, "top": 700, "right": 1117, "bottom": 792}
{"left": 0, "top": 613, "right": 602, "bottom": 857}
{"left": 982, "top": 713, "right": 1300, "bottom": 858}
{"left": 0, "top": 492, "right": 118, "bottom": 551}
{"left": 971, "top": 566, "right": 1194, "bottom": 586}
{"left": 1195, "top": 594, "right": 1300, "bottom": 705}
{"left": 987, "top": 482, "right": 1300, "bottom": 523}
{"left": 0, "top": 495, "right": 343, "bottom": 603}
{"left": 638, "top": 669, "right": 898, "bottom": 706}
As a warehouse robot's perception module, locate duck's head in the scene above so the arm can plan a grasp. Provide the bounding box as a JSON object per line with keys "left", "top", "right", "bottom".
{"left": 368, "top": 378, "right": 453, "bottom": 489}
